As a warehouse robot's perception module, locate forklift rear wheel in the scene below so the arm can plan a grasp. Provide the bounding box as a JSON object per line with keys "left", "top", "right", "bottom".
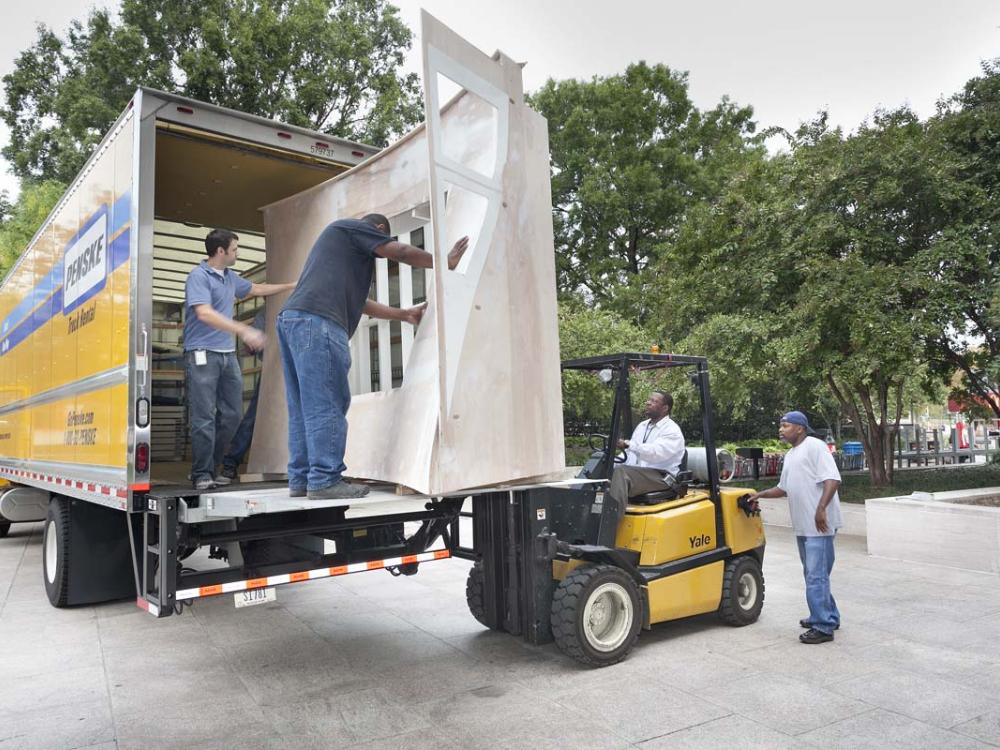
{"left": 465, "top": 561, "right": 493, "bottom": 628}
{"left": 718, "top": 555, "right": 764, "bottom": 626}
{"left": 551, "top": 564, "right": 641, "bottom": 667}
{"left": 42, "top": 497, "right": 71, "bottom": 607}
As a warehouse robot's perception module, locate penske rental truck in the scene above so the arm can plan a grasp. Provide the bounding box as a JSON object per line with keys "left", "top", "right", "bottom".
{"left": 0, "top": 89, "right": 764, "bottom": 667}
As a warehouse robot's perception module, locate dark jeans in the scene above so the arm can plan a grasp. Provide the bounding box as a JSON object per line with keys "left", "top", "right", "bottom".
{"left": 222, "top": 375, "right": 260, "bottom": 473}
{"left": 277, "top": 310, "right": 352, "bottom": 491}
{"left": 185, "top": 350, "right": 242, "bottom": 482}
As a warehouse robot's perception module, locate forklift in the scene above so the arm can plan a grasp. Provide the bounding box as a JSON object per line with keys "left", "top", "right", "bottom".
{"left": 464, "top": 353, "right": 765, "bottom": 667}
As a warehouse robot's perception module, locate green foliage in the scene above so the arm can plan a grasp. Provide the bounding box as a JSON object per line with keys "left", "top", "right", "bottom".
{"left": 529, "top": 63, "right": 757, "bottom": 324}
{"left": 558, "top": 301, "right": 652, "bottom": 426}
{"left": 921, "top": 59, "right": 1000, "bottom": 418}
{"left": 2, "top": 0, "right": 422, "bottom": 183}
{"left": 0, "top": 181, "right": 66, "bottom": 275}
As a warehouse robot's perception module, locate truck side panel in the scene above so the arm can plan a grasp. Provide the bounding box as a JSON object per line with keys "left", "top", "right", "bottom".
{"left": 0, "top": 109, "right": 134, "bottom": 503}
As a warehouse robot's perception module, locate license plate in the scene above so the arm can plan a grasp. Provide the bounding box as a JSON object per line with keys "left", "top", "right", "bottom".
{"left": 235, "top": 587, "right": 276, "bottom": 608}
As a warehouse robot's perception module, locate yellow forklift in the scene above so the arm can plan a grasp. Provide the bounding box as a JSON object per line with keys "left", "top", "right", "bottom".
{"left": 464, "top": 353, "right": 765, "bottom": 667}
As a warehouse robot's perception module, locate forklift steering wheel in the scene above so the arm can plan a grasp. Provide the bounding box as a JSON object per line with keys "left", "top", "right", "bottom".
{"left": 588, "top": 433, "right": 609, "bottom": 453}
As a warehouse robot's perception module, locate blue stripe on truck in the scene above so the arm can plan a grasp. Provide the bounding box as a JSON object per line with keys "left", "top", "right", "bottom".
{"left": 0, "top": 192, "right": 131, "bottom": 357}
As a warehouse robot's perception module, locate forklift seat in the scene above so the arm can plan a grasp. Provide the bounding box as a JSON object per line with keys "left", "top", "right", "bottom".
{"left": 628, "top": 451, "right": 689, "bottom": 505}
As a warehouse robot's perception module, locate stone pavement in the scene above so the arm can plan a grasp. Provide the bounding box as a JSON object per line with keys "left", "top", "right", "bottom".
{"left": 1, "top": 522, "right": 1000, "bottom": 749}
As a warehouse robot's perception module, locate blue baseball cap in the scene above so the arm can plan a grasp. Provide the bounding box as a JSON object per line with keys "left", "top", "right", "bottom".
{"left": 780, "top": 411, "right": 811, "bottom": 429}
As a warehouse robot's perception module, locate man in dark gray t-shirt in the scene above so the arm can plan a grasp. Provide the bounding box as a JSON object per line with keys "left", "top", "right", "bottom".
{"left": 277, "top": 214, "right": 468, "bottom": 500}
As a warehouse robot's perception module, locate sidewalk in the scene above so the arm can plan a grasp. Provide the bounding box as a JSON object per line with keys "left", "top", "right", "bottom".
{"left": 1, "top": 522, "right": 999, "bottom": 749}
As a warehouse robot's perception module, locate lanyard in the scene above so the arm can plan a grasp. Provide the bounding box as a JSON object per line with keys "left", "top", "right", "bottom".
{"left": 642, "top": 421, "right": 657, "bottom": 443}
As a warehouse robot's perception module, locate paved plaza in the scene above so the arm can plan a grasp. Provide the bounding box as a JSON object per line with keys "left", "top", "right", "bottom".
{"left": 1, "top": 521, "right": 999, "bottom": 749}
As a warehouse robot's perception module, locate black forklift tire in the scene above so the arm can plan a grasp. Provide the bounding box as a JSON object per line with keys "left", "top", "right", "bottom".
{"left": 718, "top": 555, "right": 765, "bottom": 626}
{"left": 0, "top": 520, "right": 10, "bottom": 538}
{"left": 465, "top": 561, "right": 492, "bottom": 628}
{"left": 42, "top": 497, "right": 71, "bottom": 607}
{"left": 551, "top": 564, "right": 641, "bottom": 667}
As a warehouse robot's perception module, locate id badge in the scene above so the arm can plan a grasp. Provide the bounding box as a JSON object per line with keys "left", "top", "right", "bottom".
{"left": 194, "top": 350, "right": 208, "bottom": 366}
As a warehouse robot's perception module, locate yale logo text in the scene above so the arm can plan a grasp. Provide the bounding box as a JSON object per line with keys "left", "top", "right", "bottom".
{"left": 689, "top": 534, "right": 712, "bottom": 548}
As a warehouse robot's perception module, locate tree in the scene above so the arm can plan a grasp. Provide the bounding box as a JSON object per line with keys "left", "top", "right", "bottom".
{"left": 2, "top": 0, "right": 422, "bottom": 183}
{"left": 529, "top": 63, "right": 757, "bottom": 325}
{"left": 660, "top": 110, "right": 955, "bottom": 486}
{"left": 921, "top": 59, "right": 1000, "bottom": 419}
{"left": 0, "top": 181, "right": 66, "bottom": 275}
{"left": 558, "top": 301, "right": 653, "bottom": 428}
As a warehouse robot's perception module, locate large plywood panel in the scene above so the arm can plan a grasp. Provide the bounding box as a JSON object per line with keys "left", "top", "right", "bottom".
{"left": 248, "top": 13, "right": 564, "bottom": 494}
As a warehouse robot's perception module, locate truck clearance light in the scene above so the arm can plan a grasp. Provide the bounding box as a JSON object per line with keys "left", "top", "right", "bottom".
{"left": 173, "top": 549, "right": 451, "bottom": 602}
{"left": 135, "top": 443, "right": 150, "bottom": 473}
{"left": 276, "top": 131, "right": 292, "bottom": 139}
{"left": 176, "top": 106, "right": 194, "bottom": 115}
{"left": 351, "top": 150, "right": 366, "bottom": 158}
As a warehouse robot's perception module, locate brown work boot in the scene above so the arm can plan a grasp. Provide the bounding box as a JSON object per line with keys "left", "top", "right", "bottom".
{"left": 307, "top": 481, "right": 370, "bottom": 500}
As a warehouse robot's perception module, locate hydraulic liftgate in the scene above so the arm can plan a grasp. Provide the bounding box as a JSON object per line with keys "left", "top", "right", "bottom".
{"left": 130, "top": 480, "right": 609, "bottom": 639}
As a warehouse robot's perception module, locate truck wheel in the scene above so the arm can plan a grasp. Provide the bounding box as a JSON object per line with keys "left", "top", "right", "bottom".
{"left": 551, "top": 564, "right": 641, "bottom": 667}
{"left": 0, "top": 521, "right": 10, "bottom": 538}
{"left": 465, "top": 561, "right": 492, "bottom": 628}
{"left": 719, "top": 555, "right": 764, "bottom": 626}
{"left": 43, "top": 497, "right": 71, "bottom": 607}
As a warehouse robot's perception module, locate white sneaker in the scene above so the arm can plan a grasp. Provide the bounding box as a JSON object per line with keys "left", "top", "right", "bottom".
{"left": 194, "top": 478, "right": 217, "bottom": 490}
{"left": 213, "top": 475, "right": 232, "bottom": 486}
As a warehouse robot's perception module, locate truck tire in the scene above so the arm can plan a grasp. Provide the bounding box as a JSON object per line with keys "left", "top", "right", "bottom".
{"left": 0, "top": 520, "right": 10, "bottom": 538}
{"left": 551, "top": 564, "right": 641, "bottom": 667}
{"left": 465, "top": 561, "right": 491, "bottom": 628}
{"left": 43, "top": 497, "right": 71, "bottom": 607}
{"left": 718, "top": 555, "right": 765, "bottom": 626}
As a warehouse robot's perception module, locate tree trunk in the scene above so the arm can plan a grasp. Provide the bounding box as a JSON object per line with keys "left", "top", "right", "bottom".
{"left": 825, "top": 373, "right": 903, "bottom": 488}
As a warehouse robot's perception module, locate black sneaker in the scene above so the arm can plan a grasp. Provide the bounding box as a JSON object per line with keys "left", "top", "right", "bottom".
{"left": 307, "top": 481, "right": 370, "bottom": 500}
{"left": 800, "top": 619, "right": 840, "bottom": 630}
{"left": 799, "top": 628, "right": 834, "bottom": 644}
{"left": 289, "top": 487, "right": 307, "bottom": 498}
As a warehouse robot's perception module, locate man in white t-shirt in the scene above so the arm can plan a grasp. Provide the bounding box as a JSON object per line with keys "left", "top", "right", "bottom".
{"left": 606, "top": 390, "right": 686, "bottom": 519}
{"left": 748, "top": 411, "right": 842, "bottom": 644}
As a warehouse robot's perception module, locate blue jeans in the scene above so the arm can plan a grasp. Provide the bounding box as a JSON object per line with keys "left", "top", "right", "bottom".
{"left": 222, "top": 374, "right": 259, "bottom": 473}
{"left": 797, "top": 535, "right": 841, "bottom": 635}
{"left": 185, "top": 351, "right": 242, "bottom": 482}
{"left": 277, "top": 310, "right": 352, "bottom": 491}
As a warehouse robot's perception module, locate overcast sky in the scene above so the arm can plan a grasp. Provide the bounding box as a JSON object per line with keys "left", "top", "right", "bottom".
{"left": 2, "top": 0, "right": 999, "bottom": 200}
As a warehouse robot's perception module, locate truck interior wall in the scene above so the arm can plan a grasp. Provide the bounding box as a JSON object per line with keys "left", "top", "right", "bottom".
{"left": 148, "top": 128, "right": 350, "bottom": 484}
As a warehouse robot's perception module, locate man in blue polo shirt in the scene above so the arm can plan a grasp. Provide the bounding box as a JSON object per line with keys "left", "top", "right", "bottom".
{"left": 184, "top": 229, "right": 295, "bottom": 490}
{"left": 278, "top": 214, "right": 467, "bottom": 500}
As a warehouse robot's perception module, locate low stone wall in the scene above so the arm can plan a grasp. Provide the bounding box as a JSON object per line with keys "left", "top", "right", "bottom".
{"left": 759, "top": 497, "right": 868, "bottom": 537}
{"left": 866, "top": 489, "right": 1000, "bottom": 574}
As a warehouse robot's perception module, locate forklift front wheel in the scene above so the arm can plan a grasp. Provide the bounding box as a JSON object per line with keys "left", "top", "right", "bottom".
{"left": 718, "top": 555, "right": 765, "bottom": 626}
{"left": 551, "top": 564, "right": 641, "bottom": 667}
{"left": 465, "top": 561, "right": 493, "bottom": 628}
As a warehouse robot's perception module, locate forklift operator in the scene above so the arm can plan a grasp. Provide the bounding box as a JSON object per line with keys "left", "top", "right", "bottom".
{"left": 607, "top": 390, "right": 685, "bottom": 518}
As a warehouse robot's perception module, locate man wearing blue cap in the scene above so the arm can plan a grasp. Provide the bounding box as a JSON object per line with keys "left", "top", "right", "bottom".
{"left": 748, "top": 411, "right": 843, "bottom": 644}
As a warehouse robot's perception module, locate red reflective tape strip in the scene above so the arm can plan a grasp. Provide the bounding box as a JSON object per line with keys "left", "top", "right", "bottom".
{"left": 201, "top": 584, "right": 223, "bottom": 597}
{"left": 76, "top": 481, "right": 84, "bottom": 489}
{"left": 401, "top": 555, "right": 419, "bottom": 565}
{"left": 130, "top": 483, "right": 150, "bottom": 491}
{"left": 100, "top": 486, "right": 111, "bottom": 495}
{"left": 246, "top": 578, "right": 268, "bottom": 589}
{"left": 116, "top": 489, "right": 127, "bottom": 499}
{"left": 366, "top": 560, "right": 383, "bottom": 571}
{"left": 329, "top": 565, "right": 348, "bottom": 576}
{"left": 136, "top": 597, "right": 149, "bottom": 611}
{"left": 433, "top": 550, "right": 450, "bottom": 560}
{"left": 290, "top": 571, "right": 310, "bottom": 583}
